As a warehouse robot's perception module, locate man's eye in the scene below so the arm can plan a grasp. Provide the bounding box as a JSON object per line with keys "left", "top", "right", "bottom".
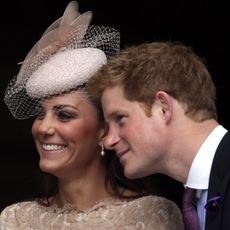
{"left": 115, "top": 115, "right": 124, "bottom": 121}
{"left": 115, "top": 115, "right": 126, "bottom": 126}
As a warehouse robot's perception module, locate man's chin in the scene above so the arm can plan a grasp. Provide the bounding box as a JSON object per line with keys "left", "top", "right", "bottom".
{"left": 124, "top": 167, "right": 148, "bottom": 179}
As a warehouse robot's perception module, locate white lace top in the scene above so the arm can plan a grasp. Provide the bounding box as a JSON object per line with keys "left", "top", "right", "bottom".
{"left": 0, "top": 195, "right": 184, "bottom": 230}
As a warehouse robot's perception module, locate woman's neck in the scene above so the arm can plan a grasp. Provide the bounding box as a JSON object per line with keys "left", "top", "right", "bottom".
{"left": 55, "top": 171, "right": 116, "bottom": 209}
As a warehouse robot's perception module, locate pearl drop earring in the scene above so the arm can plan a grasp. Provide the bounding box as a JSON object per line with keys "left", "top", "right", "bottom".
{"left": 101, "top": 143, "right": 105, "bottom": 156}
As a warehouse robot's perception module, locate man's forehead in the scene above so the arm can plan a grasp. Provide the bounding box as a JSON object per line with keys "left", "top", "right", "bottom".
{"left": 102, "top": 85, "right": 125, "bottom": 100}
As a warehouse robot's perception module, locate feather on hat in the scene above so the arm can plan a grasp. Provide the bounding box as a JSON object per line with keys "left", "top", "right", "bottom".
{"left": 4, "top": 1, "right": 120, "bottom": 119}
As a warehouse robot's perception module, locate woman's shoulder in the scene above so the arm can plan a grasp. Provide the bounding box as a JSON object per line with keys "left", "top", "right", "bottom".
{"left": 125, "top": 195, "right": 184, "bottom": 230}
{"left": 1, "top": 200, "right": 42, "bottom": 219}
{"left": 1, "top": 201, "right": 39, "bottom": 214}
{"left": 0, "top": 201, "right": 41, "bottom": 229}
{"left": 130, "top": 195, "right": 180, "bottom": 209}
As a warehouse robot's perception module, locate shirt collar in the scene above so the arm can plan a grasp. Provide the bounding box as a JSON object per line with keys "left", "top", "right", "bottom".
{"left": 186, "top": 125, "right": 227, "bottom": 189}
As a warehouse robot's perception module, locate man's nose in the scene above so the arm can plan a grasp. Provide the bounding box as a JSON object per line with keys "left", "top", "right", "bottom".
{"left": 104, "top": 126, "right": 120, "bottom": 150}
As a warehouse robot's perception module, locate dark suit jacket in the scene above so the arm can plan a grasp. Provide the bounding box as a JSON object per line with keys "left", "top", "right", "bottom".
{"left": 205, "top": 131, "right": 230, "bottom": 230}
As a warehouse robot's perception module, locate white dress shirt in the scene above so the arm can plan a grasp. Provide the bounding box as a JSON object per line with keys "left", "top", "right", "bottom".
{"left": 185, "top": 125, "right": 227, "bottom": 230}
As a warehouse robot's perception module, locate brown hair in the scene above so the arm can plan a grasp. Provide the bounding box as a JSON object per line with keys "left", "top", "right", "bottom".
{"left": 88, "top": 41, "right": 217, "bottom": 121}
{"left": 36, "top": 88, "right": 184, "bottom": 208}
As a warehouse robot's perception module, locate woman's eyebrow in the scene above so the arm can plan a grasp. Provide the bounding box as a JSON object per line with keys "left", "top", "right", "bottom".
{"left": 53, "top": 104, "right": 78, "bottom": 111}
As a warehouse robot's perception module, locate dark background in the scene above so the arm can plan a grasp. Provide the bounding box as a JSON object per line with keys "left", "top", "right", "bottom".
{"left": 1, "top": 0, "right": 230, "bottom": 211}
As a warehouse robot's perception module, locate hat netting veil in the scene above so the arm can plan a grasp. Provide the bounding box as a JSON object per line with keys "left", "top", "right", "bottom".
{"left": 4, "top": 1, "right": 120, "bottom": 119}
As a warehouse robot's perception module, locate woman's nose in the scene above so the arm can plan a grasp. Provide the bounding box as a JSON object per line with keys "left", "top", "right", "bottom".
{"left": 37, "top": 115, "right": 55, "bottom": 135}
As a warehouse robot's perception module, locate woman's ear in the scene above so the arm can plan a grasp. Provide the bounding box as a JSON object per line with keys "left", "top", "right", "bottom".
{"left": 155, "top": 91, "right": 173, "bottom": 123}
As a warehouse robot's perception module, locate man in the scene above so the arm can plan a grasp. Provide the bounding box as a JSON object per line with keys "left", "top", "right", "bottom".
{"left": 87, "top": 42, "right": 230, "bottom": 230}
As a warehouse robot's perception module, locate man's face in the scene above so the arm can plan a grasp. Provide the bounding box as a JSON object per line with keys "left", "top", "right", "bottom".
{"left": 102, "top": 85, "right": 168, "bottom": 178}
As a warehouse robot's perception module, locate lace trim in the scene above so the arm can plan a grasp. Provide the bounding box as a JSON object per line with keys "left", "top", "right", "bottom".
{"left": 43, "top": 197, "right": 127, "bottom": 215}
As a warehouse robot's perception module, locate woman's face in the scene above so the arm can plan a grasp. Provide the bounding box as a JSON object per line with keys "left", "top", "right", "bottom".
{"left": 32, "top": 91, "right": 105, "bottom": 178}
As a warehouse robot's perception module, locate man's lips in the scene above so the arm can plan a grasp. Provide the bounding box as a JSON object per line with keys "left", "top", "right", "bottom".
{"left": 116, "top": 148, "right": 130, "bottom": 158}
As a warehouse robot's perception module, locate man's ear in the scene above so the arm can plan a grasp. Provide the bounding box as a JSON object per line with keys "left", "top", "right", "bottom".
{"left": 155, "top": 91, "right": 173, "bottom": 123}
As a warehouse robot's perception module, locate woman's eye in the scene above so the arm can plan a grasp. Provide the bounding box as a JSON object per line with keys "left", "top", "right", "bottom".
{"left": 35, "top": 110, "right": 45, "bottom": 120}
{"left": 58, "top": 111, "right": 76, "bottom": 120}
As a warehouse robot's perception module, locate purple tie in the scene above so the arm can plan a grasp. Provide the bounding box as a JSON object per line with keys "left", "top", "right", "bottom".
{"left": 182, "top": 187, "right": 200, "bottom": 230}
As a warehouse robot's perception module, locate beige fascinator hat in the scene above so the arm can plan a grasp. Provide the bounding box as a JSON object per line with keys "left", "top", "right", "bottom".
{"left": 4, "top": 1, "right": 120, "bottom": 119}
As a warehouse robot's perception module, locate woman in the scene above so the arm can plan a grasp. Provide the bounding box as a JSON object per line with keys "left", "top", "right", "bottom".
{"left": 1, "top": 1, "right": 184, "bottom": 229}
